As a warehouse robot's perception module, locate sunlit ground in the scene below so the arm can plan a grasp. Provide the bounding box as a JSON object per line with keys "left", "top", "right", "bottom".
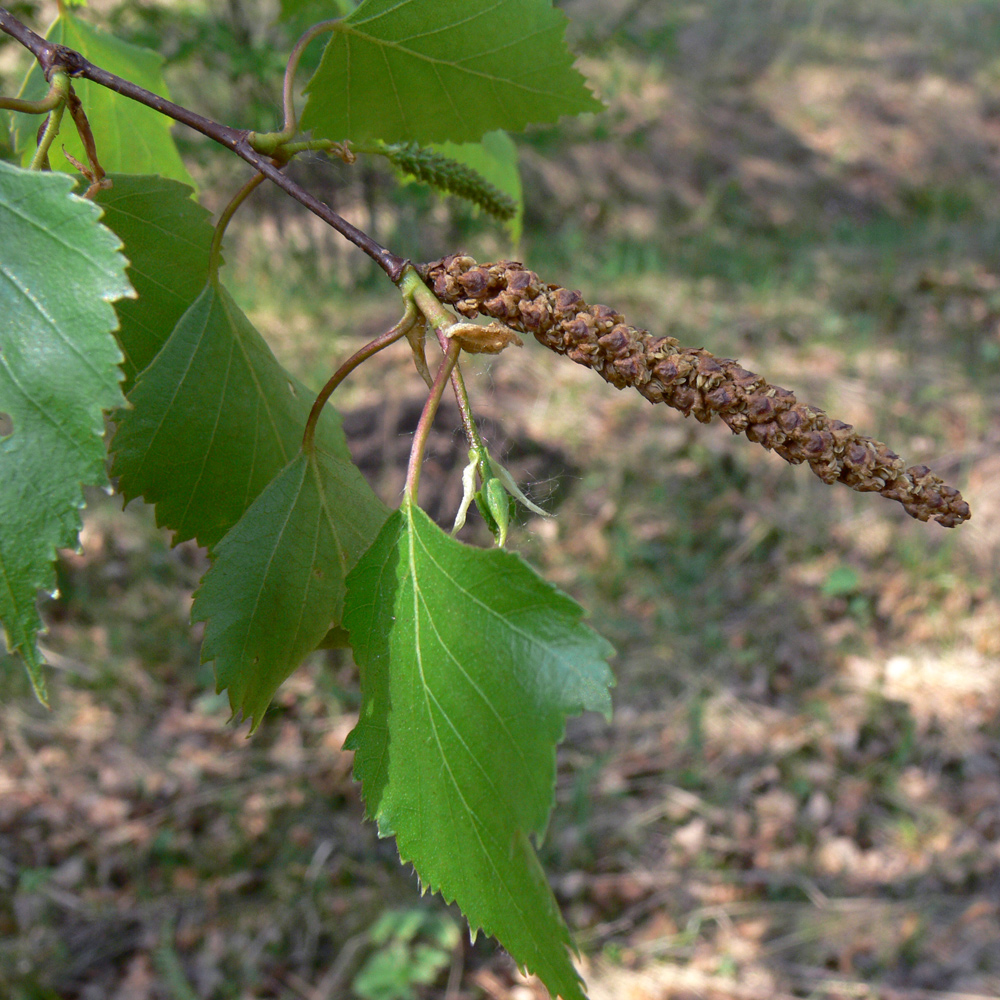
{"left": 1, "top": 1, "right": 998, "bottom": 998}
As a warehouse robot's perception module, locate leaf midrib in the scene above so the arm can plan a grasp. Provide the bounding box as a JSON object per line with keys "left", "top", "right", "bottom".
{"left": 409, "top": 511, "right": 593, "bottom": 686}
{"left": 403, "top": 507, "right": 545, "bottom": 955}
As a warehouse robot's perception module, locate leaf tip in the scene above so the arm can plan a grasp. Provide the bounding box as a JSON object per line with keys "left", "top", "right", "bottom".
{"left": 19, "top": 646, "right": 51, "bottom": 707}
{"left": 30, "top": 675, "right": 51, "bottom": 709}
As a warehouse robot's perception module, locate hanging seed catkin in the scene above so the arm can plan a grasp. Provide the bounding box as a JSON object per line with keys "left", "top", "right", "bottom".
{"left": 419, "top": 255, "right": 970, "bottom": 528}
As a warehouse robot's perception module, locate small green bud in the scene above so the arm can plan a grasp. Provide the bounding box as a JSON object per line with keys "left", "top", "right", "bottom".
{"left": 479, "top": 477, "right": 512, "bottom": 547}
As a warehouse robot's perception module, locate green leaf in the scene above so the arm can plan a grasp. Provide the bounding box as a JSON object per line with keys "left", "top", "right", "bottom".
{"left": 192, "top": 448, "right": 388, "bottom": 731}
{"left": 12, "top": 12, "right": 195, "bottom": 187}
{"left": 478, "top": 476, "right": 512, "bottom": 547}
{"left": 436, "top": 131, "right": 523, "bottom": 241}
{"left": 110, "top": 280, "right": 352, "bottom": 550}
{"left": 93, "top": 175, "right": 214, "bottom": 392}
{"left": 352, "top": 910, "right": 459, "bottom": 1000}
{"left": 343, "top": 501, "right": 614, "bottom": 1000}
{"left": 300, "top": 0, "right": 602, "bottom": 145}
{"left": 0, "top": 161, "right": 130, "bottom": 700}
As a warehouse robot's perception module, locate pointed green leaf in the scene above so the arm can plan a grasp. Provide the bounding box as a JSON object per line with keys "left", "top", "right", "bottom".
{"left": 300, "top": 0, "right": 602, "bottom": 145}
{"left": 13, "top": 13, "right": 195, "bottom": 187}
{"left": 0, "top": 161, "right": 131, "bottom": 700}
{"left": 192, "top": 448, "right": 388, "bottom": 730}
{"left": 93, "top": 175, "right": 214, "bottom": 392}
{"left": 343, "top": 501, "right": 614, "bottom": 1000}
{"left": 110, "top": 280, "right": 352, "bottom": 550}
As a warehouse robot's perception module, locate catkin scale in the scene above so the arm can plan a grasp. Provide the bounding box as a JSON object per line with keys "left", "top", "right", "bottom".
{"left": 419, "top": 254, "right": 971, "bottom": 528}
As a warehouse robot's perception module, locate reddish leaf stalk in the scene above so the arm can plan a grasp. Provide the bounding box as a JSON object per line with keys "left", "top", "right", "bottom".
{"left": 64, "top": 84, "right": 111, "bottom": 196}
{"left": 281, "top": 22, "right": 337, "bottom": 136}
{"left": 405, "top": 340, "right": 462, "bottom": 503}
{"left": 302, "top": 303, "right": 418, "bottom": 454}
{"left": 209, "top": 171, "right": 268, "bottom": 279}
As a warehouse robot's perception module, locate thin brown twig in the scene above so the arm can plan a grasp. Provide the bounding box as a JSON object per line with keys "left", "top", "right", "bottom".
{"left": 310, "top": 932, "right": 369, "bottom": 1000}
{"left": 444, "top": 937, "right": 465, "bottom": 1000}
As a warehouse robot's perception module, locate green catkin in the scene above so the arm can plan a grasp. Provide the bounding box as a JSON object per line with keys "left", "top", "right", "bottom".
{"left": 419, "top": 255, "right": 971, "bottom": 528}
{"left": 378, "top": 143, "right": 516, "bottom": 221}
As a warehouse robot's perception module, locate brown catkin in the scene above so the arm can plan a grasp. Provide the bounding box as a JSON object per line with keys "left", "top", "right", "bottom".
{"left": 418, "top": 254, "right": 971, "bottom": 528}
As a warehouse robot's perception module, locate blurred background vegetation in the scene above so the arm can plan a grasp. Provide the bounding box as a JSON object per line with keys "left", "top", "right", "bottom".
{"left": 1, "top": 1, "right": 998, "bottom": 998}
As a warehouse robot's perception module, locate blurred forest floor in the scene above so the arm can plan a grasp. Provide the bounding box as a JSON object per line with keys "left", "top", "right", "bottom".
{"left": 1, "top": 1, "right": 999, "bottom": 998}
